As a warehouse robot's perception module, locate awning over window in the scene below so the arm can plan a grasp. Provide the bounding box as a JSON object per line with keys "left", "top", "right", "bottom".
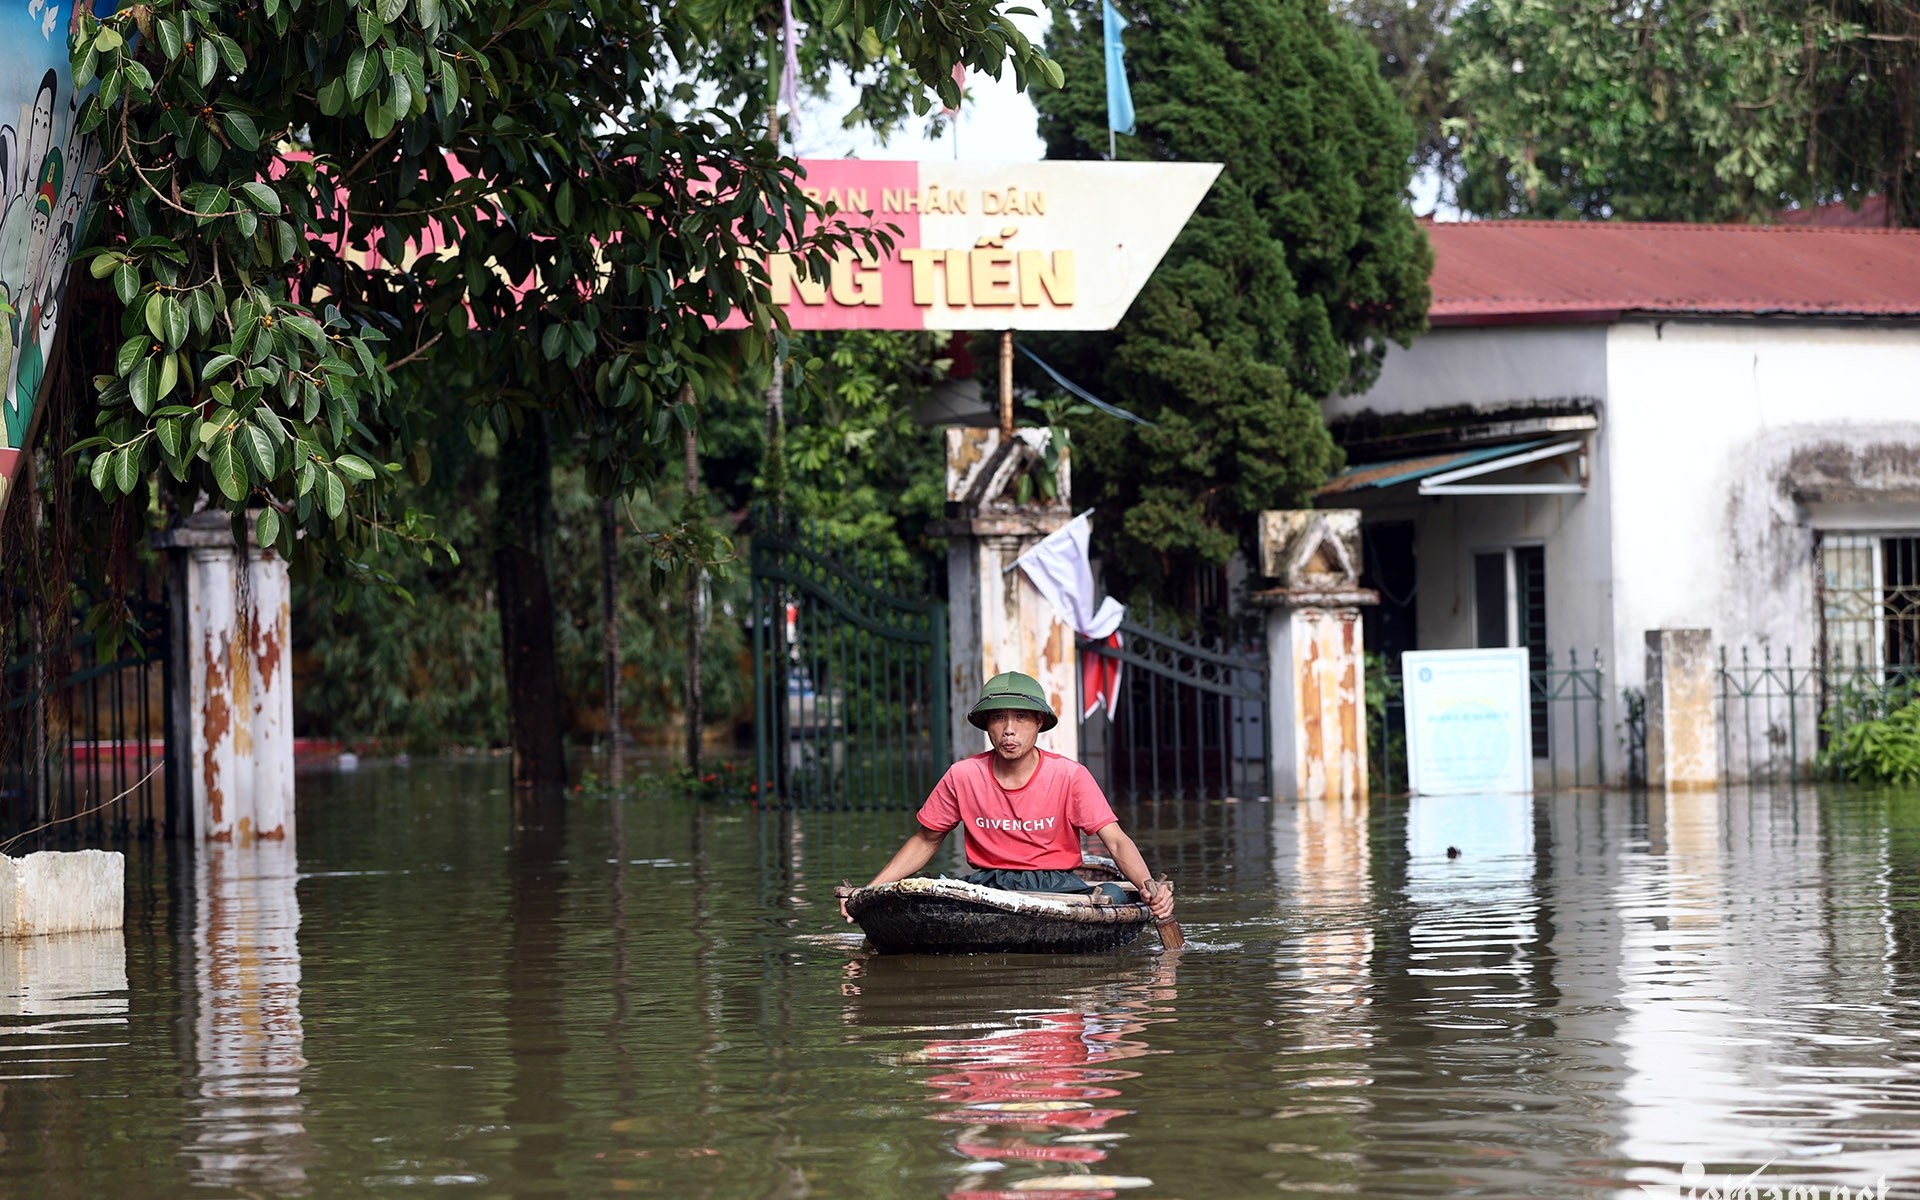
{"left": 1320, "top": 438, "right": 1587, "bottom": 497}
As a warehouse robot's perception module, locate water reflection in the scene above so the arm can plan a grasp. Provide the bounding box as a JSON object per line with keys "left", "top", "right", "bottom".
{"left": 5, "top": 768, "right": 1920, "bottom": 1199}
{"left": 1404, "top": 793, "right": 1538, "bottom": 1003}
{"left": 842, "top": 954, "right": 1176, "bottom": 1198}
{"left": 1277, "top": 792, "right": 1374, "bottom": 1046}
{"left": 505, "top": 805, "right": 569, "bottom": 1193}
{"left": 0, "top": 926, "right": 129, "bottom": 1091}
{"left": 189, "top": 840, "right": 307, "bottom": 1192}
{"left": 1618, "top": 787, "right": 1912, "bottom": 1194}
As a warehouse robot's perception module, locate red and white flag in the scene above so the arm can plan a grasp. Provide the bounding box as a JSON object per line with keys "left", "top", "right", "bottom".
{"left": 942, "top": 62, "right": 966, "bottom": 118}
{"left": 1013, "top": 513, "right": 1127, "bottom": 718}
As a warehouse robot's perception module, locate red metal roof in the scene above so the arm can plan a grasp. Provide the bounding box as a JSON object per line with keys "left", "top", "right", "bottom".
{"left": 1426, "top": 220, "right": 1920, "bottom": 326}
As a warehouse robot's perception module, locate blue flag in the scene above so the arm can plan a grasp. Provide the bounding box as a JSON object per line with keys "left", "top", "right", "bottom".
{"left": 1103, "top": 0, "right": 1135, "bottom": 138}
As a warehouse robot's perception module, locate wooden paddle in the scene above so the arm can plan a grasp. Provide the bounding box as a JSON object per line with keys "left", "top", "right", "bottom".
{"left": 1152, "top": 874, "right": 1185, "bottom": 949}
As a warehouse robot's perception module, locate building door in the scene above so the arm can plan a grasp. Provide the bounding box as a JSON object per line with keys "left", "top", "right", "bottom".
{"left": 1474, "top": 546, "right": 1549, "bottom": 754}
{"left": 1362, "top": 520, "right": 1417, "bottom": 666}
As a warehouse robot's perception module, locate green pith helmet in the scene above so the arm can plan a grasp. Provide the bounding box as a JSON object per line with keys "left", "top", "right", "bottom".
{"left": 967, "top": 671, "right": 1059, "bottom": 732}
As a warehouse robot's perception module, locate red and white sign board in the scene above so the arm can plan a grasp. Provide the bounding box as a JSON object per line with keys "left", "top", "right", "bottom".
{"left": 747, "top": 159, "right": 1221, "bottom": 332}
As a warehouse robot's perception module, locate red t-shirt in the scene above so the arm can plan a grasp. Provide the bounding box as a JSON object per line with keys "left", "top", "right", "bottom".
{"left": 917, "top": 750, "right": 1118, "bottom": 870}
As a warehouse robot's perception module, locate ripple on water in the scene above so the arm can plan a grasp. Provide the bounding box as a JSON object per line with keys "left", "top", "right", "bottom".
{"left": 5, "top": 775, "right": 1920, "bottom": 1198}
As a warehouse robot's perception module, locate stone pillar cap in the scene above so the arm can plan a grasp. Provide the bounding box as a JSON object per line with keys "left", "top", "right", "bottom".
{"left": 1250, "top": 585, "right": 1380, "bottom": 609}
{"left": 152, "top": 509, "right": 255, "bottom": 550}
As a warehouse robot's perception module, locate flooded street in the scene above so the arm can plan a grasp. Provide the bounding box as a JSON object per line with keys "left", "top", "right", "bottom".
{"left": 4, "top": 761, "right": 1920, "bottom": 1198}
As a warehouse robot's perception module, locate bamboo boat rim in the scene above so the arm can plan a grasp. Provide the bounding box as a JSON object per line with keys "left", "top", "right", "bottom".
{"left": 842, "top": 876, "right": 1153, "bottom": 925}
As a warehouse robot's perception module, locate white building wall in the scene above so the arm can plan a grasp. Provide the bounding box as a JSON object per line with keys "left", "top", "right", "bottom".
{"left": 1341, "top": 317, "right": 1920, "bottom": 784}
{"left": 1332, "top": 327, "right": 1621, "bottom": 784}
{"left": 1603, "top": 320, "right": 1920, "bottom": 699}
{"left": 1413, "top": 491, "right": 1614, "bottom": 660}
{"left": 1329, "top": 325, "right": 1609, "bottom": 422}
{"left": 1409, "top": 476, "right": 1616, "bottom": 784}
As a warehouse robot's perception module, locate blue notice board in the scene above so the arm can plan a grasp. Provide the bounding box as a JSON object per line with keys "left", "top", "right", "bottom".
{"left": 1401, "top": 648, "right": 1533, "bottom": 795}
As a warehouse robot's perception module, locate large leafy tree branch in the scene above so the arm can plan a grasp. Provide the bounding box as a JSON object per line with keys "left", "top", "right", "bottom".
{"left": 63, "top": 0, "right": 1057, "bottom": 791}
{"left": 689, "top": 0, "right": 1060, "bottom": 138}
{"left": 66, "top": 0, "right": 1058, "bottom": 559}
{"left": 1032, "top": 0, "right": 1430, "bottom": 602}
{"left": 1448, "top": 0, "right": 1920, "bottom": 223}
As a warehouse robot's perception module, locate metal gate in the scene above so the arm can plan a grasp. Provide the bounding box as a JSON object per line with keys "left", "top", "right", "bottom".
{"left": 749, "top": 518, "right": 948, "bottom": 810}
{"left": 2, "top": 593, "right": 174, "bottom": 846}
{"left": 1078, "top": 613, "right": 1269, "bottom": 802}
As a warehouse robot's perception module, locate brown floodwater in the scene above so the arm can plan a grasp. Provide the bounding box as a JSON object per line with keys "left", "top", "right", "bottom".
{"left": 4, "top": 759, "right": 1920, "bottom": 1198}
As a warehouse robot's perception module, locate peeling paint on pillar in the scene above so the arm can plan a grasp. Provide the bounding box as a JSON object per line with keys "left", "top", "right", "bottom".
{"left": 255, "top": 608, "right": 283, "bottom": 687}
{"left": 1279, "top": 607, "right": 1371, "bottom": 803}
{"left": 156, "top": 515, "right": 299, "bottom": 847}
{"left": 190, "top": 541, "right": 240, "bottom": 844}
{"left": 937, "top": 427, "right": 1079, "bottom": 761}
{"left": 1256, "top": 510, "right": 1378, "bottom": 804}
{"left": 1338, "top": 618, "right": 1362, "bottom": 790}
{"left": 201, "top": 624, "right": 230, "bottom": 839}
{"left": 1298, "top": 624, "right": 1325, "bottom": 788}
{"left": 248, "top": 550, "right": 295, "bottom": 841}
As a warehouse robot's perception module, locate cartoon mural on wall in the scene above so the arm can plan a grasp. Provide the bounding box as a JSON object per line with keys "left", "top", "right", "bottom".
{"left": 0, "top": 1, "right": 108, "bottom": 521}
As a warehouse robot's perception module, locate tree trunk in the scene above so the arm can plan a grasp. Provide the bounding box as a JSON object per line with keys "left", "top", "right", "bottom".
{"left": 600, "top": 495, "right": 623, "bottom": 788}
{"left": 683, "top": 386, "right": 704, "bottom": 773}
{"left": 494, "top": 414, "right": 568, "bottom": 798}
{"left": 764, "top": 353, "right": 784, "bottom": 516}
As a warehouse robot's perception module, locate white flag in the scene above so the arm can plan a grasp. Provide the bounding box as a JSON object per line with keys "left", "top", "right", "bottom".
{"left": 1014, "top": 513, "right": 1124, "bottom": 639}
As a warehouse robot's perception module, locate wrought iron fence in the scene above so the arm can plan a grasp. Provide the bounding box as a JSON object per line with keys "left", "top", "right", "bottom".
{"left": 1622, "top": 687, "right": 1647, "bottom": 789}
{"left": 1369, "top": 648, "right": 1608, "bottom": 793}
{"left": 1, "top": 595, "right": 173, "bottom": 846}
{"left": 1368, "top": 657, "right": 1407, "bottom": 797}
{"left": 1077, "top": 613, "right": 1268, "bottom": 803}
{"left": 1537, "top": 648, "right": 1609, "bottom": 787}
{"left": 1715, "top": 643, "right": 1920, "bottom": 783}
{"left": 1715, "top": 645, "right": 1820, "bottom": 784}
{"left": 748, "top": 517, "right": 948, "bottom": 811}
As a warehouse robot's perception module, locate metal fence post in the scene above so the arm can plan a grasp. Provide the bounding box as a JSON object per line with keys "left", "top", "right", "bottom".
{"left": 1593, "top": 647, "right": 1607, "bottom": 786}
{"left": 931, "top": 604, "right": 949, "bottom": 768}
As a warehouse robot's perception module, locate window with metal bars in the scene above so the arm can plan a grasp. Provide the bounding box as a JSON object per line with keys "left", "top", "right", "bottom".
{"left": 1818, "top": 532, "right": 1920, "bottom": 684}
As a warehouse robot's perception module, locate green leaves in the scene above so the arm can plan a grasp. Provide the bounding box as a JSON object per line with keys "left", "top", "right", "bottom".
{"left": 1443, "top": 0, "right": 1914, "bottom": 221}
{"left": 222, "top": 111, "right": 261, "bottom": 152}
{"left": 69, "top": 0, "right": 1057, "bottom": 583}
{"left": 210, "top": 430, "right": 247, "bottom": 501}
{"left": 1016, "top": 0, "right": 1429, "bottom": 592}
{"left": 240, "top": 421, "right": 278, "bottom": 477}
{"left": 321, "top": 467, "right": 347, "bottom": 520}
{"left": 1821, "top": 694, "right": 1920, "bottom": 784}
{"left": 345, "top": 47, "right": 379, "bottom": 100}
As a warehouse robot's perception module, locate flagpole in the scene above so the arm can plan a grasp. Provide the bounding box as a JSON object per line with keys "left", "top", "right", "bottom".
{"left": 999, "top": 331, "right": 1014, "bottom": 439}
{"left": 1103, "top": 0, "right": 1133, "bottom": 159}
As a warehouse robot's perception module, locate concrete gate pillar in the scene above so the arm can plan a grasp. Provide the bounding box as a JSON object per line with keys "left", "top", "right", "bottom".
{"left": 1251, "top": 511, "right": 1377, "bottom": 803}
{"left": 936, "top": 427, "right": 1079, "bottom": 760}
{"left": 1645, "top": 628, "right": 1719, "bottom": 789}
{"left": 156, "top": 512, "right": 295, "bottom": 844}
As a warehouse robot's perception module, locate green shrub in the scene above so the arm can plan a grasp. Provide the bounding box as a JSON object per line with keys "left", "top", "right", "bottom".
{"left": 1820, "top": 691, "right": 1920, "bottom": 785}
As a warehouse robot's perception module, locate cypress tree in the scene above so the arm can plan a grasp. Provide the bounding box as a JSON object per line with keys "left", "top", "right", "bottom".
{"left": 1033, "top": 0, "right": 1431, "bottom": 600}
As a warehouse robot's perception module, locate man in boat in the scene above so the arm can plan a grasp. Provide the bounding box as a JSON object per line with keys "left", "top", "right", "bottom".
{"left": 839, "top": 671, "right": 1176, "bottom": 925}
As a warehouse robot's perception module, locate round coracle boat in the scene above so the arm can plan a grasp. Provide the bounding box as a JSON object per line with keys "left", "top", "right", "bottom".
{"left": 837, "top": 858, "right": 1154, "bottom": 955}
